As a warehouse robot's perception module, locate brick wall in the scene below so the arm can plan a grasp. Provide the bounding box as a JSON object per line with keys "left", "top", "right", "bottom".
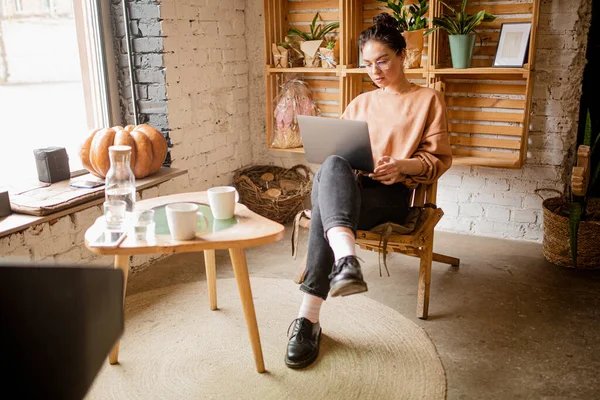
{"left": 112, "top": 0, "right": 168, "bottom": 131}
{"left": 246, "top": 0, "right": 592, "bottom": 242}
{"left": 160, "top": 0, "right": 253, "bottom": 189}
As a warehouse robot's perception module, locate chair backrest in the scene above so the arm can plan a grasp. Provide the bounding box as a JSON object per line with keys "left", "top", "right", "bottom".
{"left": 410, "top": 181, "right": 438, "bottom": 208}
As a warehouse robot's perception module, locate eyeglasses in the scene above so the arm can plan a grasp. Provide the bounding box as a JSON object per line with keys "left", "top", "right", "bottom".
{"left": 364, "top": 51, "right": 399, "bottom": 72}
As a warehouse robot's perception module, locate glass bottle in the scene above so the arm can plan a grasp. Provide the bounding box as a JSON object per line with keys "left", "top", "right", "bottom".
{"left": 105, "top": 145, "right": 135, "bottom": 230}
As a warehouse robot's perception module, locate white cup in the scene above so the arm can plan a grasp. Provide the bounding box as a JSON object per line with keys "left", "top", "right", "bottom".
{"left": 165, "top": 203, "right": 207, "bottom": 240}
{"left": 208, "top": 186, "right": 239, "bottom": 220}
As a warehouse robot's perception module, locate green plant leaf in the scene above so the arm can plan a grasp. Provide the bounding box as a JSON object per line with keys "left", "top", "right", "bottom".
{"left": 317, "top": 21, "right": 340, "bottom": 39}
{"left": 482, "top": 11, "right": 496, "bottom": 22}
{"left": 462, "top": 0, "right": 468, "bottom": 13}
{"left": 432, "top": 15, "right": 460, "bottom": 35}
{"left": 287, "top": 27, "right": 310, "bottom": 41}
{"left": 569, "top": 201, "right": 583, "bottom": 268}
{"left": 584, "top": 109, "right": 592, "bottom": 147}
{"left": 462, "top": 10, "right": 485, "bottom": 34}
{"left": 310, "top": 12, "right": 319, "bottom": 38}
{"left": 424, "top": 26, "right": 442, "bottom": 36}
{"left": 439, "top": 0, "right": 457, "bottom": 16}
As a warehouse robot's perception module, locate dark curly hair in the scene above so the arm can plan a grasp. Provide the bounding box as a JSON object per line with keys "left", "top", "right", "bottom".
{"left": 358, "top": 13, "right": 406, "bottom": 55}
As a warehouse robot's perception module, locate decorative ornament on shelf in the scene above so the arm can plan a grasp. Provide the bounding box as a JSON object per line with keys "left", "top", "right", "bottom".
{"left": 272, "top": 78, "right": 320, "bottom": 149}
{"left": 272, "top": 43, "right": 290, "bottom": 68}
{"left": 79, "top": 124, "right": 168, "bottom": 179}
{"left": 424, "top": 0, "right": 496, "bottom": 69}
{"left": 318, "top": 38, "right": 339, "bottom": 69}
{"left": 287, "top": 12, "right": 340, "bottom": 68}
{"left": 377, "top": 0, "right": 429, "bottom": 69}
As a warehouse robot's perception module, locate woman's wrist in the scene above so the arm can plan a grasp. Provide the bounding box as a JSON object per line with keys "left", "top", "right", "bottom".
{"left": 398, "top": 158, "right": 425, "bottom": 176}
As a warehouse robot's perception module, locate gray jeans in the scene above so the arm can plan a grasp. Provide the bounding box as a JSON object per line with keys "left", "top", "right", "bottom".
{"left": 300, "top": 155, "right": 410, "bottom": 300}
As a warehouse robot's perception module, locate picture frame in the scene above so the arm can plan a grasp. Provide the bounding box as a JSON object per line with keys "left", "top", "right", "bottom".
{"left": 493, "top": 22, "right": 532, "bottom": 68}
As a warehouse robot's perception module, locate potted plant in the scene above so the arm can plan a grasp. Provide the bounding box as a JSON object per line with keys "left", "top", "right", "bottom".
{"left": 377, "top": 0, "right": 429, "bottom": 68}
{"left": 424, "top": 0, "right": 496, "bottom": 69}
{"left": 287, "top": 13, "right": 340, "bottom": 68}
{"left": 319, "top": 38, "right": 339, "bottom": 69}
{"left": 538, "top": 109, "right": 600, "bottom": 268}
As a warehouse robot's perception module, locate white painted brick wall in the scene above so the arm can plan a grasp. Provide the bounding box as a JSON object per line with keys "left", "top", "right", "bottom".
{"left": 161, "top": 0, "right": 252, "bottom": 190}
{"left": 245, "top": 0, "right": 591, "bottom": 243}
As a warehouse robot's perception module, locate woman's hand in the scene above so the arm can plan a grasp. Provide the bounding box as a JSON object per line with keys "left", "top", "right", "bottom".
{"left": 368, "top": 156, "right": 407, "bottom": 185}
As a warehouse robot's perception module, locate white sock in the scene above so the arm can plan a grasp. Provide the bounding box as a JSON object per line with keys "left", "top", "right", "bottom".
{"left": 298, "top": 293, "right": 324, "bottom": 323}
{"left": 326, "top": 227, "right": 356, "bottom": 263}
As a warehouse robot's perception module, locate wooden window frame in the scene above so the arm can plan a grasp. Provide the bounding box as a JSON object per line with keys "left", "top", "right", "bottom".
{"left": 73, "top": 0, "right": 121, "bottom": 132}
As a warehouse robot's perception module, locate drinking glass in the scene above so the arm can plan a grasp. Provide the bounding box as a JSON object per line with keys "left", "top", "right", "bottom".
{"left": 132, "top": 209, "right": 155, "bottom": 240}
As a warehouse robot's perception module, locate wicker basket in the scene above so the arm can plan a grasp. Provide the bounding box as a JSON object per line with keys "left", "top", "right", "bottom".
{"left": 233, "top": 164, "right": 312, "bottom": 224}
{"left": 538, "top": 189, "right": 600, "bottom": 269}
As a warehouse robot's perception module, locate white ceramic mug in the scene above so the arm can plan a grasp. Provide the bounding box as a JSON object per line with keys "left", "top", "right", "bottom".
{"left": 165, "top": 203, "right": 207, "bottom": 240}
{"left": 207, "top": 186, "right": 239, "bottom": 220}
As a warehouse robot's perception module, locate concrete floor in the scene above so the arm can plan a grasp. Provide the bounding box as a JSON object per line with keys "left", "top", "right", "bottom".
{"left": 128, "top": 228, "right": 600, "bottom": 399}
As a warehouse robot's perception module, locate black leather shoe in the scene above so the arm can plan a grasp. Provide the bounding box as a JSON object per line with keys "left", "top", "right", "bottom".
{"left": 285, "top": 317, "right": 321, "bottom": 369}
{"left": 328, "top": 255, "right": 368, "bottom": 297}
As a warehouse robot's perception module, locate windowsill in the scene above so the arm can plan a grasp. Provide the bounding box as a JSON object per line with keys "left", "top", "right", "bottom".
{"left": 0, "top": 167, "right": 187, "bottom": 239}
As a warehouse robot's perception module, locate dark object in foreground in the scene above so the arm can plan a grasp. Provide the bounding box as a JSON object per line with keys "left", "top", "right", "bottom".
{"left": 0, "top": 264, "right": 124, "bottom": 399}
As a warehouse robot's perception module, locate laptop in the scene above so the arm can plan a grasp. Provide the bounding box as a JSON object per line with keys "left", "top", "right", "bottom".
{"left": 297, "top": 115, "right": 375, "bottom": 172}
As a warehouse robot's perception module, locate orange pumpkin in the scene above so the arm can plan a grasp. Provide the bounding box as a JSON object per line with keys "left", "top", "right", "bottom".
{"left": 79, "top": 124, "right": 168, "bottom": 179}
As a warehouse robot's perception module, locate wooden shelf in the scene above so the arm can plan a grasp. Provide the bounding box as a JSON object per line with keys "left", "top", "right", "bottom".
{"left": 262, "top": 0, "right": 540, "bottom": 169}
{"left": 451, "top": 152, "right": 522, "bottom": 169}
{"left": 345, "top": 67, "right": 426, "bottom": 75}
{"left": 268, "top": 146, "right": 305, "bottom": 154}
{"left": 430, "top": 67, "right": 530, "bottom": 76}
{"left": 266, "top": 67, "right": 340, "bottom": 74}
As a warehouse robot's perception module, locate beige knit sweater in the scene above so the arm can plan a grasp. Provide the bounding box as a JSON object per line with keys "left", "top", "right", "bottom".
{"left": 341, "top": 85, "right": 452, "bottom": 188}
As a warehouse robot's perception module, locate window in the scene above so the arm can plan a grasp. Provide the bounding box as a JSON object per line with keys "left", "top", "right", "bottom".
{"left": 0, "top": 0, "right": 119, "bottom": 188}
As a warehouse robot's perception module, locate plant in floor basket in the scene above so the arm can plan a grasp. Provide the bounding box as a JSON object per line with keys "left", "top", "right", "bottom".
{"left": 287, "top": 13, "right": 340, "bottom": 68}
{"left": 538, "top": 109, "right": 600, "bottom": 269}
{"left": 424, "top": 0, "right": 496, "bottom": 69}
{"left": 377, "top": 0, "right": 429, "bottom": 68}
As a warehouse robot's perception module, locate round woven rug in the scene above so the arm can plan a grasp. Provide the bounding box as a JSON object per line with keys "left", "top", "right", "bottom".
{"left": 86, "top": 278, "right": 446, "bottom": 399}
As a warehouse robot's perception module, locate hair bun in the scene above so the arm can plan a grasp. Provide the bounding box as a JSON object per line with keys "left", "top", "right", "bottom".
{"left": 373, "top": 13, "right": 399, "bottom": 30}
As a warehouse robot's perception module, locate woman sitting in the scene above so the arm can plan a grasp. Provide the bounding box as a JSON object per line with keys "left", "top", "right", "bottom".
{"left": 285, "top": 13, "right": 453, "bottom": 369}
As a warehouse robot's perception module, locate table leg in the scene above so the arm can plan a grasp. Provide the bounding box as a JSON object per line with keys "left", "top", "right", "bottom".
{"left": 109, "top": 254, "right": 130, "bottom": 365}
{"left": 203, "top": 249, "right": 218, "bottom": 310}
{"left": 228, "top": 248, "right": 265, "bottom": 373}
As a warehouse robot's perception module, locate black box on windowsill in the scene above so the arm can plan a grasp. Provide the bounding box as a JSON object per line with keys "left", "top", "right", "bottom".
{"left": 33, "top": 147, "right": 71, "bottom": 184}
{"left": 0, "top": 190, "right": 10, "bottom": 217}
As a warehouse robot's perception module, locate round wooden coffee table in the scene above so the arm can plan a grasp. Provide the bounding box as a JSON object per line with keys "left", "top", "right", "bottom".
{"left": 85, "top": 191, "right": 285, "bottom": 373}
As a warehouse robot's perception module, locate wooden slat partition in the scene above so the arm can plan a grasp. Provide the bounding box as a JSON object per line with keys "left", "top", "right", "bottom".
{"left": 445, "top": 97, "right": 525, "bottom": 109}
{"left": 449, "top": 136, "right": 521, "bottom": 150}
{"left": 288, "top": 0, "right": 339, "bottom": 11}
{"left": 445, "top": 83, "right": 527, "bottom": 95}
{"left": 288, "top": 12, "right": 339, "bottom": 23}
{"left": 448, "top": 110, "right": 524, "bottom": 123}
{"left": 313, "top": 91, "right": 340, "bottom": 102}
{"left": 449, "top": 123, "right": 523, "bottom": 136}
{"left": 263, "top": 0, "right": 540, "bottom": 168}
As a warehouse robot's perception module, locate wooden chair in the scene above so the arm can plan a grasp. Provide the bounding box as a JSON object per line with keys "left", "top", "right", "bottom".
{"left": 293, "top": 180, "right": 460, "bottom": 320}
